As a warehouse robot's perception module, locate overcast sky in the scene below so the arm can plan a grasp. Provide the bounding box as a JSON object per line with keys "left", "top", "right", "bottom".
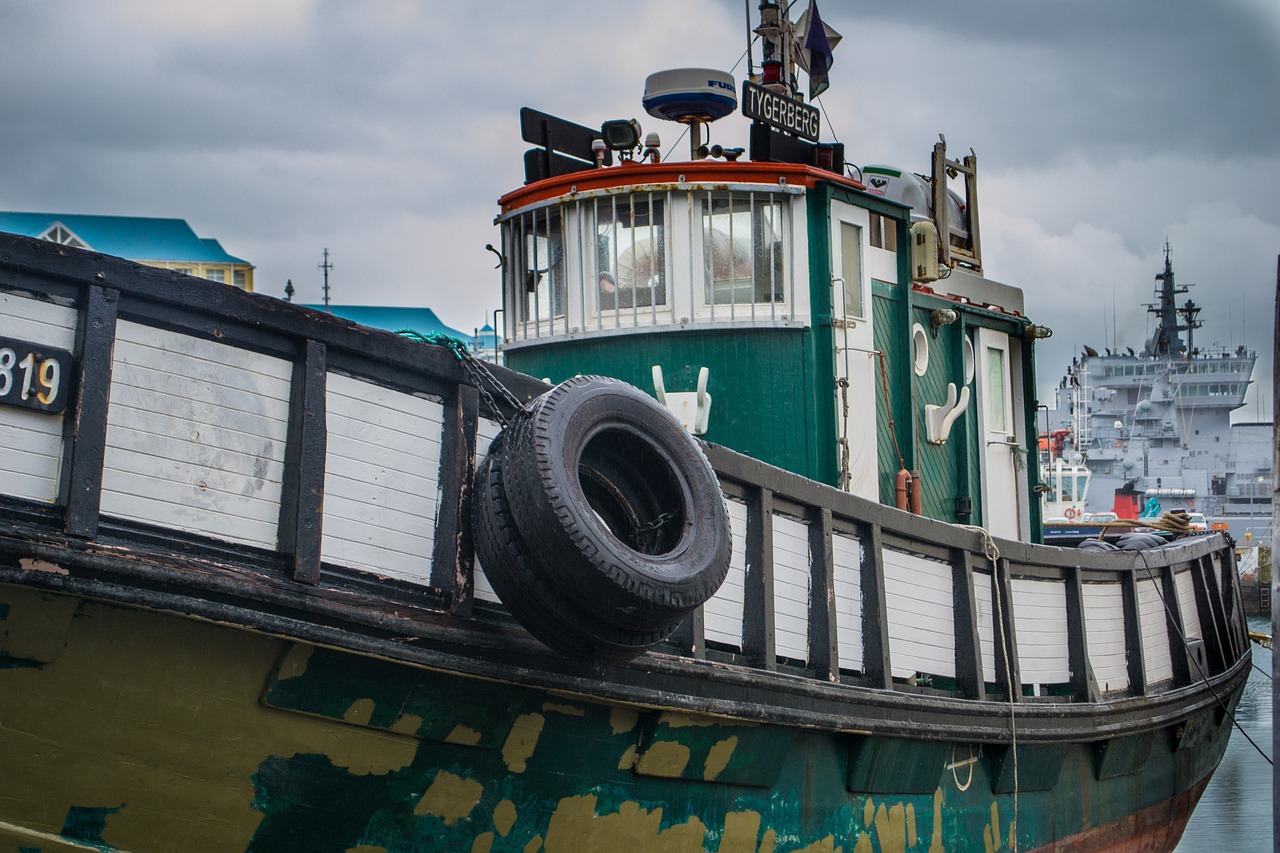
{"left": 2, "top": 0, "right": 1277, "bottom": 417}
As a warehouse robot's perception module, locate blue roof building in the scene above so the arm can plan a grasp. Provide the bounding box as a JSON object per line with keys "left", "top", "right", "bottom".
{"left": 305, "top": 305, "right": 467, "bottom": 340}
{"left": 0, "top": 211, "right": 254, "bottom": 290}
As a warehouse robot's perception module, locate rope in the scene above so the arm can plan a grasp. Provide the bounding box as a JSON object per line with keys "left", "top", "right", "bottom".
{"left": 1133, "top": 550, "right": 1273, "bottom": 766}
{"left": 874, "top": 350, "right": 907, "bottom": 473}
{"left": 837, "top": 378, "right": 851, "bottom": 490}
{"left": 958, "top": 524, "right": 1019, "bottom": 851}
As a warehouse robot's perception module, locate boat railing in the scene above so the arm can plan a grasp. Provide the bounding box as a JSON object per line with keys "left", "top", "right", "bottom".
{"left": 0, "top": 234, "right": 1249, "bottom": 719}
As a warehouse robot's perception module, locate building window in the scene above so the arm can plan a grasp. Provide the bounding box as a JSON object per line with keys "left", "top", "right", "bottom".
{"left": 40, "top": 224, "right": 87, "bottom": 249}
{"left": 233, "top": 270, "right": 246, "bottom": 289}
{"left": 174, "top": 267, "right": 193, "bottom": 275}
{"left": 206, "top": 269, "right": 226, "bottom": 283}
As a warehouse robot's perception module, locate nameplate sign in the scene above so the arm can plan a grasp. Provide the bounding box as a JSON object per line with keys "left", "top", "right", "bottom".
{"left": 741, "top": 81, "right": 820, "bottom": 143}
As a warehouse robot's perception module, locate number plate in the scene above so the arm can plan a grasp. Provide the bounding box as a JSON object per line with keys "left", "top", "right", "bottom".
{"left": 0, "top": 335, "right": 75, "bottom": 414}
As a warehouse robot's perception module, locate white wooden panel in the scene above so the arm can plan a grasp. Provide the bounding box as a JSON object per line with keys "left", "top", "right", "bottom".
{"left": 832, "top": 532, "right": 863, "bottom": 671}
{"left": 704, "top": 496, "right": 748, "bottom": 649}
{"left": 882, "top": 550, "right": 955, "bottom": 679}
{"left": 1082, "top": 582, "right": 1129, "bottom": 693}
{"left": 101, "top": 322, "right": 290, "bottom": 549}
{"left": 0, "top": 292, "right": 77, "bottom": 503}
{"left": 772, "top": 513, "right": 810, "bottom": 661}
{"left": 1175, "top": 568, "right": 1202, "bottom": 642}
{"left": 1138, "top": 576, "right": 1174, "bottom": 684}
{"left": 1011, "top": 577, "right": 1071, "bottom": 690}
{"left": 974, "top": 572, "right": 997, "bottom": 681}
{"left": 473, "top": 416, "right": 506, "bottom": 604}
{"left": 322, "top": 373, "right": 442, "bottom": 582}
{"left": 1, "top": 291, "right": 77, "bottom": 349}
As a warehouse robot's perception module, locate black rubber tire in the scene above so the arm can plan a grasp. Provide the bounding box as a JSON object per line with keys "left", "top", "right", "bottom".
{"left": 499, "top": 375, "right": 731, "bottom": 628}
{"left": 471, "top": 439, "right": 676, "bottom": 661}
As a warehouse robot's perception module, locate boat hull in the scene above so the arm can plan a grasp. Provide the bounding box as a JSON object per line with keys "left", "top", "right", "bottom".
{"left": 0, "top": 582, "right": 1244, "bottom": 853}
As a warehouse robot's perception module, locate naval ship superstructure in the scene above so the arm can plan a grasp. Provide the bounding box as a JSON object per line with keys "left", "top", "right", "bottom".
{"left": 1052, "top": 245, "right": 1273, "bottom": 543}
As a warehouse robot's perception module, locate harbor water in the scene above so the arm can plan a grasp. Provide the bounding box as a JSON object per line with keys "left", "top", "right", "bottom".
{"left": 1174, "top": 615, "right": 1273, "bottom": 851}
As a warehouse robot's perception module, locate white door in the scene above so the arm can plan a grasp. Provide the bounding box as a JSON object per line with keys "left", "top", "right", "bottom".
{"left": 830, "top": 201, "right": 877, "bottom": 498}
{"left": 975, "top": 326, "right": 1022, "bottom": 538}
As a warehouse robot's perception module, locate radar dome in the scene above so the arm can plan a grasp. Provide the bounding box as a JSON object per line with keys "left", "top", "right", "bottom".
{"left": 643, "top": 69, "right": 737, "bottom": 123}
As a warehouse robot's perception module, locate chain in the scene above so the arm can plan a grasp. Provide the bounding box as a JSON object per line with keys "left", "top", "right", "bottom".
{"left": 634, "top": 510, "right": 678, "bottom": 552}
{"left": 399, "top": 331, "right": 524, "bottom": 427}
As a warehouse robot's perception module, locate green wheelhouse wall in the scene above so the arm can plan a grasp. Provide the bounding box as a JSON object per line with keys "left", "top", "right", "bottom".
{"left": 503, "top": 327, "right": 831, "bottom": 483}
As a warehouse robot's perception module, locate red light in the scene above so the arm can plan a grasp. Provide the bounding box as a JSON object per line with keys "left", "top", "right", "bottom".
{"left": 762, "top": 61, "right": 781, "bottom": 85}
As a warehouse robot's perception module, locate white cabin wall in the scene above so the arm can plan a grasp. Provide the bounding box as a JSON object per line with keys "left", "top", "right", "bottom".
{"left": 100, "top": 321, "right": 290, "bottom": 549}
{"left": 1175, "top": 568, "right": 1202, "bottom": 642}
{"left": 321, "top": 373, "right": 443, "bottom": 582}
{"left": 0, "top": 292, "right": 76, "bottom": 503}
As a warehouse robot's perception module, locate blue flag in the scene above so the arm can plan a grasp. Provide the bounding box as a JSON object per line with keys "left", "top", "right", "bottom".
{"left": 804, "top": 0, "right": 833, "bottom": 98}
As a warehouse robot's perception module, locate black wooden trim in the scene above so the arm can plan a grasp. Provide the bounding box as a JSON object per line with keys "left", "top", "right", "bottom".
{"left": 1201, "top": 553, "right": 1235, "bottom": 667}
{"left": 278, "top": 340, "right": 327, "bottom": 584}
{"left": 1121, "top": 571, "right": 1147, "bottom": 695}
{"left": 430, "top": 383, "right": 480, "bottom": 614}
{"left": 992, "top": 558, "right": 1022, "bottom": 701}
{"left": 670, "top": 608, "right": 706, "bottom": 660}
{"left": 1157, "top": 563, "right": 1190, "bottom": 684}
{"left": 808, "top": 507, "right": 838, "bottom": 680}
{"left": 60, "top": 284, "right": 119, "bottom": 538}
{"left": 952, "top": 549, "right": 985, "bottom": 700}
{"left": 861, "top": 523, "right": 892, "bottom": 689}
{"left": 1190, "top": 555, "right": 1227, "bottom": 674}
{"left": 743, "top": 486, "right": 776, "bottom": 669}
{"left": 1063, "top": 564, "right": 1094, "bottom": 700}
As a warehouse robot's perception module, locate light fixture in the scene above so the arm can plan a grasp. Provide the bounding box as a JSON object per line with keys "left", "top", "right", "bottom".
{"left": 929, "top": 307, "right": 958, "bottom": 337}
{"left": 1023, "top": 324, "right": 1053, "bottom": 340}
{"left": 591, "top": 138, "right": 607, "bottom": 168}
{"left": 600, "top": 119, "right": 641, "bottom": 152}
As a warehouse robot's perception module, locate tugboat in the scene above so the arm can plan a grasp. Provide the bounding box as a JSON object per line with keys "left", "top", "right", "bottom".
{"left": 0, "top": 4, "right": 1250, "bottom": 851}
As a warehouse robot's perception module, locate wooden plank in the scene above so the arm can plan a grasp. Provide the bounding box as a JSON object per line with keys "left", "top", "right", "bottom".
{"left": 322, "top": 373, "right": 442, "bottom": 580}
{"left": 431, "top": 383, "right": 478, "bottom": 614}
{"left": 1191, "top": 555, "right": 1228, "bottom": 674}
{"left": 883, "top": 550, "right": 956, "bottom": 679}
{"left": 1159, "top": 563, "right": 1190, "bottom": 684}
{"left": 952, "top": 549, "right": 985, "bottom": 700}
{"left": 860, "top": 523, "right": 892, "bottom": 689}
{"left": 1063, "top": 565, "right": 1094, "bottom": 701}
{"left": 992, "top": 559, "right": 1022, "bottom": 702}
{"left": 831, "top": 530, "right": 863, "bottom": 672}
{"left": 61, "top": 285, "right": 117, "bottom": 535}
{"left": 771, "top": 512, "right": 810, "bottom": 661}
{"left": 1121, "top": 572, "right": 1147, "bottom": 695}
{"left": 279, "top": 340, "right": 327, "bottom": 584}
{"left": 807, "top": 507, "right": 838, "bottom": 680}
{"left": 743, "top": 486, "right": 776, "bottom": 669}
{"left": 101, "top": 323, "right": 291, "bottom": 550}
{"left": 704, "top": 497, "right": 748, "bottom": 649}
{"left": 1010, "top": 577, "right": 1070, "bottom": 688}
{"left": 1082, "top": 580, "right": 1130, "bottom": 693}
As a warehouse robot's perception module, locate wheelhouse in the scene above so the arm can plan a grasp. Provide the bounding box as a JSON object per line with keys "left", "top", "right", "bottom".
{"left": 496, "top": 134, "right": 1047, "bottom": 542}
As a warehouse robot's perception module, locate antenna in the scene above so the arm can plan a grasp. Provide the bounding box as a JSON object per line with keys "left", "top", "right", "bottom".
{"left": 318, "top": 248, "right": 333, "bottom": 310}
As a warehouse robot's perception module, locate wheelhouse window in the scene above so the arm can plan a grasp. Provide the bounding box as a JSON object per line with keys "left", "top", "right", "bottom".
{"left": 499, "top": 184, "right": 799, "bottom": 344}
{"left": 595, "top": 194, "right": 666, "bottom": 315}
{"left": 509, "top": 204, "right": 568, "bottom": 334}
{"left": 701, "top": 191, "right": 785, "bottom": 308}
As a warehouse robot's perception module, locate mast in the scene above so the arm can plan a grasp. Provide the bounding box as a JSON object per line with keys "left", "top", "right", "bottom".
{"left": 1145, "top": 241, "right": 1198, "bottom": 357}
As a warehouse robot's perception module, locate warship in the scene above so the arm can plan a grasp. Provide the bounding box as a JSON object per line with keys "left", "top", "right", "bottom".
{"left": 1047, "top": 245, "right": 1273, "bottom": 545}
